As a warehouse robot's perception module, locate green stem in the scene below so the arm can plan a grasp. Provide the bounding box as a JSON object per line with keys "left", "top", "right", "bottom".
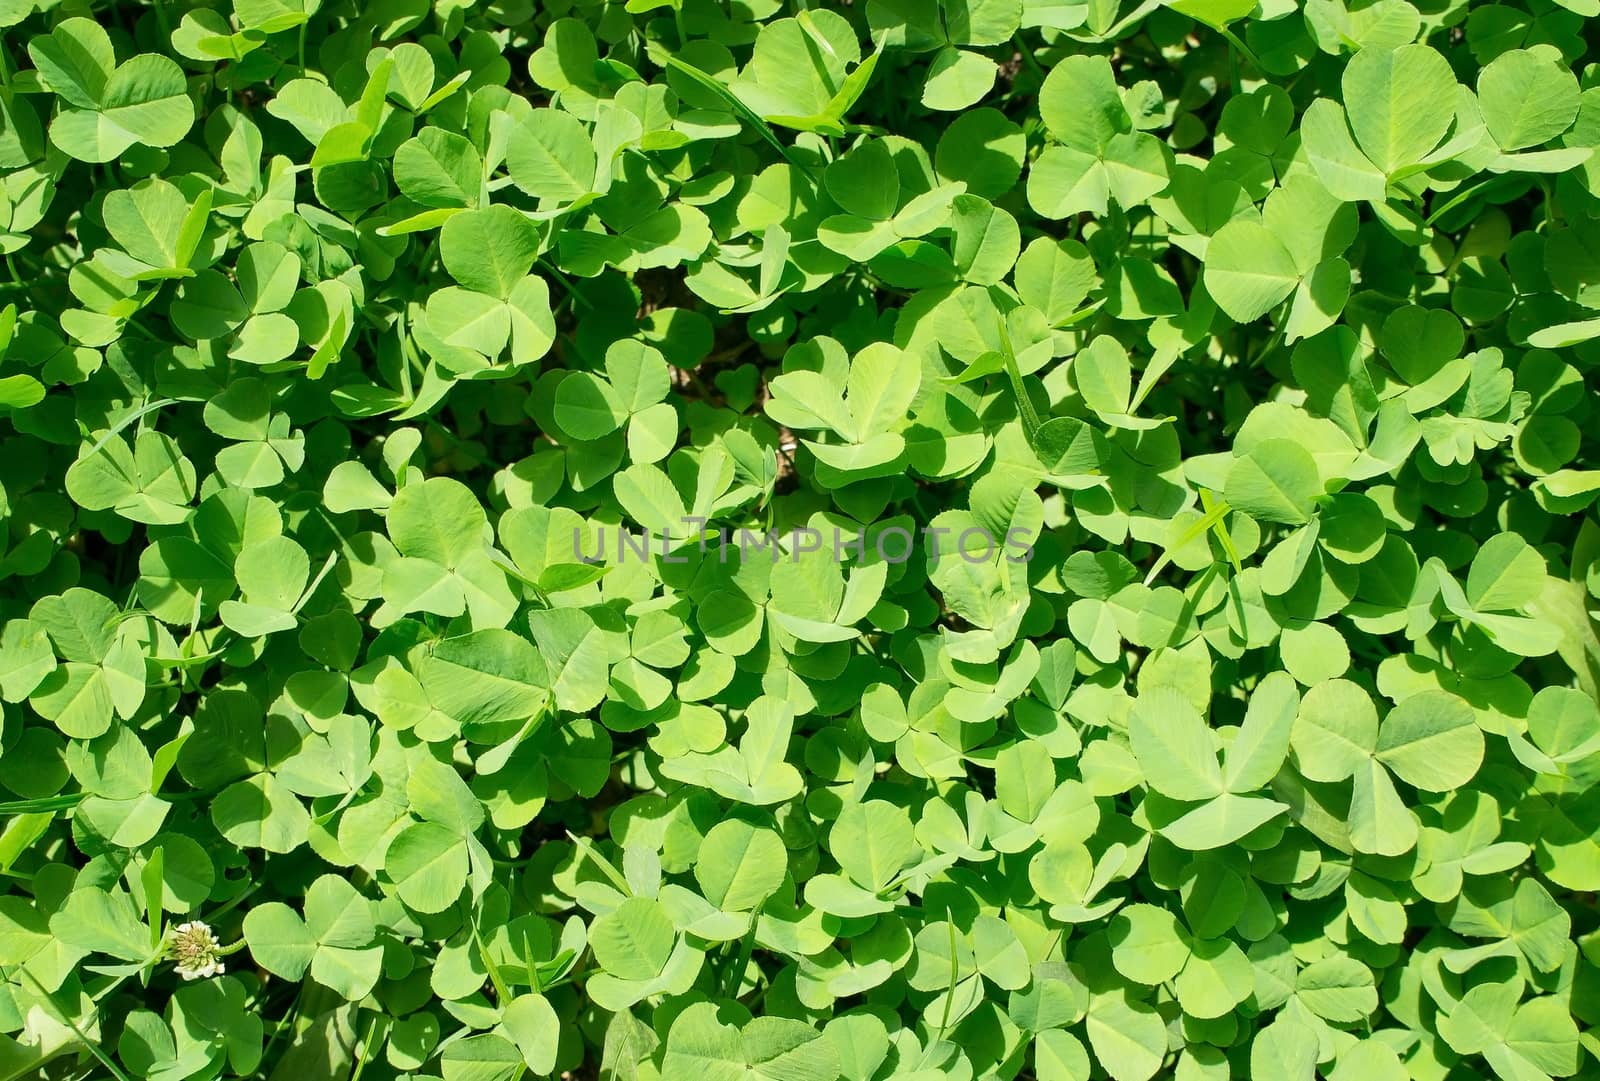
{"left": 1215, "top": 25, "right": 1264, "bottom": 79}
{"left": 1539, "top": 176, "right": 1560, "bottom": 229}
{"left": 936, "top": 920, "right": 959, "bottom": 1040}
{"left": 721, "top": 899, "right": 766, "bottom": 1001}
{"left": 1424, "top": 177, "right": 1496, "bottom": 227}
{"left": 14, "top": 967, "right": 134, "bottom": 1081}
{"left": 537, "top": 258, "right": 593, "bottom": 311}
{"left": 150, "top": 0, "right": 174, "bottom": 52}
{"left": 1011, "top": 33, "right": 1046, "bottom": 85}
{"left": 255, "top": 982, "right": 309, "bottom": 1072}
{"left": 996, "top": 316, "right": 1044, "bottom": 444}
{"left": 349, "top": 1015, "right": 382, "bottom": 1081}
{"left": 1252, "top": 319, "right": 1287, "bottom": 366}
{"left": 201, "top": 879, "right": 264, "bottom": 924}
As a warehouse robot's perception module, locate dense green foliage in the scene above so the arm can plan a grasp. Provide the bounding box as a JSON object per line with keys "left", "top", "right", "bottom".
{"left": 0, "top": 0, "right": 1598, "bottom": 1077}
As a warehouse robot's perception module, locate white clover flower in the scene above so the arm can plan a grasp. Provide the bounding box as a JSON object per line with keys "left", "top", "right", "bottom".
{"left": 169, "top": 921, "right": 225, "bottom": 981}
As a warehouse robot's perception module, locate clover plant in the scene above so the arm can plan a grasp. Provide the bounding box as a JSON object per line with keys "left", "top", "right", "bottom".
{"left": 0, "top": 0, "right": 1596, "bottom": 1078}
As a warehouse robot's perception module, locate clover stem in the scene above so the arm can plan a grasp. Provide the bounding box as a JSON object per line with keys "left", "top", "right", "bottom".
{"left": 673, "top": 2, "right": 688, "bottom": 50}
{"left": 200, "top": 880, "right": 265, "bottom": 924}
{"left": 722, "top": 897, "right": 766, "bottom": 1000}
{"left": 1011, "top": 34, "right": 1046, "bottom": 85}
{"left": 1251, "top": 319, "right": 1286, "bottom": 366}
{"left": 538, "top": 257, "right": 593, "bottom": 310}
{"left": 1217, "top": 26, "right": 1262, "bottom": 73}
{"left": 1539, "top": 176, "right": 1560, "bottom": 228}
{"left": 124, "top": 316, "right": 161, "bottom": 341}
{"left": 150, "top": 0, "right": 174, "bottom": 53}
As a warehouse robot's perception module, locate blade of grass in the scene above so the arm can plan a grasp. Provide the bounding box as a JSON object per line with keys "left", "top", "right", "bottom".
{"left": 15, "top": 966, "right": 134, "bottom": 1081}
{"left": 663, "top": 57, "right": 818, "bottom": 179}
{"left": 564, "top": 832, "right": 633, "bottom": 896}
